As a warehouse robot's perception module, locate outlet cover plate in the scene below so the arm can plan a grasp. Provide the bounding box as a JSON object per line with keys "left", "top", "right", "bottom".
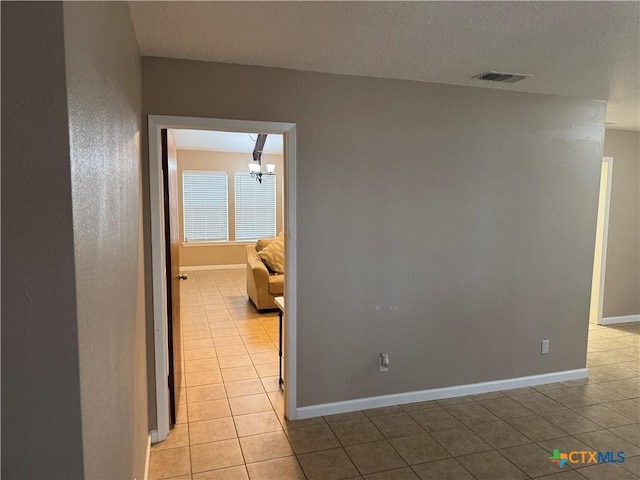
{"left": 380, "top": 353, "right": 389, "bottom": 372}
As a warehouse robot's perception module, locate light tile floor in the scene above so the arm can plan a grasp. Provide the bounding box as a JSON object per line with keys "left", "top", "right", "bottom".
{"left": 149, "top": 269, "right": 640, "bottom": 479}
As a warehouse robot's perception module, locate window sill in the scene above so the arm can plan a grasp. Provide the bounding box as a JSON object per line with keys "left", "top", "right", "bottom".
{"left": 181, "top": 241, "right": 255, "bottom": 247}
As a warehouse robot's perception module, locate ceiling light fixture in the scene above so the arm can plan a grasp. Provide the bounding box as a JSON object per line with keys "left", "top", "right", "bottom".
{"left": 248, "top": 133, "right": 275, "bottom": 184}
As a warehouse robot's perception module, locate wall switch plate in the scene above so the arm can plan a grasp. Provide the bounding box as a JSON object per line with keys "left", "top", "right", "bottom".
{"left": 541, "top": 339, "right": 550, "bottom": 354}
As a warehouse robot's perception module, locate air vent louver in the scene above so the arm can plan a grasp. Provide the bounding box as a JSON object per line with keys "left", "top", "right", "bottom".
{"left": 473, "top": 71, "right": 531, "bottom": 83}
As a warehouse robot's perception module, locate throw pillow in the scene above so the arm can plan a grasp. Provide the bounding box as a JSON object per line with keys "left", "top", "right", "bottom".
{"left": 256, "top": 236, "right": 276, "bottom": 252}
{"left": 257, "top": 233, "right": 285, "bottom": 274}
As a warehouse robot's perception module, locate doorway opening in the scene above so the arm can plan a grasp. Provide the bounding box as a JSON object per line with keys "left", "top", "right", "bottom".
{"left": 148, "top": 116, "right": 298, "bottom": 442}
{"left": 589, "top": 157, "right": 613, "bottom": 325}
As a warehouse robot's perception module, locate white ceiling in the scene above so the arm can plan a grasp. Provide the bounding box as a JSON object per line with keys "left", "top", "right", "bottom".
{"left": 171, "top": 129, "right": 283, "bottom": 154}
{"left": 129, "top": 1, "right": 640, "bottom": 130}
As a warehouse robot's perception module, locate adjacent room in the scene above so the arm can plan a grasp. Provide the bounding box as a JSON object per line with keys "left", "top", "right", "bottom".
{"left": 169, "top": 127, "right": 288, "bottom": 432}
{"left": 172, "top": 129, "right": 284, "bottom": 271}
{"left": 167, "top": 128, "right": 287, "bottom": 400}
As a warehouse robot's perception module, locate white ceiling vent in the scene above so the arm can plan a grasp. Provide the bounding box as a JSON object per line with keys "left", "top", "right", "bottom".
{"left": 473, "top": 71, "right": 532, "bottom": 83}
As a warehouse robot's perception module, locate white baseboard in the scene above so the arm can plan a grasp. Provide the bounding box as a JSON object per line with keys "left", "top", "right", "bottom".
{"left": 143, "top": 434, "right": 151, "bottom": 480}
{"left": 180, "top": 264, "right": 244, "bottom": 272}
{"left": 294, "top": 368, "right": 588, "bottom": 420}
{"left": 600, "top": 314, "right": 640, "bottom": 325}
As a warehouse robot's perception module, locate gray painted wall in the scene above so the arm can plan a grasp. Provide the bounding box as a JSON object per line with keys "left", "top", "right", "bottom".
{"left": 63, "top": 2, "right": 147, "bottom": 478}
{"left": 1, "top": 2, "right": 84, "bottom": 477}
{"left": 142, "top": 58, "right": 606, "bottom": 407}
{"left": 2, "top": 2, "right": 147, "bottom": 478}
{"left": 603, "top": 130, "right": 640, "bottom": 318}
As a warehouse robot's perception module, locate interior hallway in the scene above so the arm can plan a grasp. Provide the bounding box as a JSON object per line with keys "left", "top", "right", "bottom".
{"left": 148, "top": 269, "right": 639, "bottom": 480}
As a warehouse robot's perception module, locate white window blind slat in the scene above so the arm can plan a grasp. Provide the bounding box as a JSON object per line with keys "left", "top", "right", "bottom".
{"left": 234, "top": 173, "right": 276, "bottom": 241}
{"left": 183, "top": 171, "right": 228, "bottom": 242}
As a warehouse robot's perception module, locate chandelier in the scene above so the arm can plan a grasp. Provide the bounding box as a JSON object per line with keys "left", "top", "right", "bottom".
{"left": 248, "top": 133, "right": 275, "bottom": 184}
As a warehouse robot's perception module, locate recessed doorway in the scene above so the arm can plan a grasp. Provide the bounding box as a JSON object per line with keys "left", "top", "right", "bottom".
{"left": 148, "top": 115, "right": 298, "bottom": 442}
{"left": 589, "top": 157, "right": 613, "bottom": 325}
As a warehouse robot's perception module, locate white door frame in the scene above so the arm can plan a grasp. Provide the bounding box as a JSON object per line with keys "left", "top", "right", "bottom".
{"left": 589, "top": 157, "right": 613, "bottom": 325}
{"left": 148, "top": 115, "right": 298, "bottom": 442}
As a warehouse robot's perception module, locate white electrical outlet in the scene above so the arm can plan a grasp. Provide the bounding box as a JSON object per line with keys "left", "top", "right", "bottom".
{"left": 541, "top": 339, "right": 550, "bottom": 354}
{"left": 380, "top": 353, "right": 389, "bottom": 372}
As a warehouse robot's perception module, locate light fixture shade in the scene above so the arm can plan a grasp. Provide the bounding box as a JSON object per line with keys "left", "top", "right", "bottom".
{"left": 266, "top": 164, "right": 276, "bottom": 174}
{"left": 248, "top": 163, "right": 261, "bottom": 173}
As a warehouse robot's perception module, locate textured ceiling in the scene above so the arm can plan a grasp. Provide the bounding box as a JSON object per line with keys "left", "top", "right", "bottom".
{"left": 171, "top": 129, "right": 283, "bottom": 154}
{"left": 129, "top": 1, "right": 640, "bottom": 130}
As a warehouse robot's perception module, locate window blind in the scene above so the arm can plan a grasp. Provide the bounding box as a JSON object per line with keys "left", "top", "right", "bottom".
{"left": 182, "top": 171, "right": 228, "bottom": 242}
{"left": 234, "top": 173, "right": 276, "bottom": 241}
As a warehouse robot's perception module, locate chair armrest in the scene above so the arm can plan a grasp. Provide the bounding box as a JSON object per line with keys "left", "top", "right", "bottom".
{"left": 249, "top": 255, "right": 270, "bottom": 284}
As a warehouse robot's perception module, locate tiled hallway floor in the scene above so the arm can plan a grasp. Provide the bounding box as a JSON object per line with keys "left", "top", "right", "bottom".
{"left": 149, "top": 269, "right": 640, "bottom": 479}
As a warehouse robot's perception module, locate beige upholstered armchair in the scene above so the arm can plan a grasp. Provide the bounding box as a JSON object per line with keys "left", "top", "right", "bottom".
{"left": 246, "top": 244, "right": 283, "bottom": 311}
